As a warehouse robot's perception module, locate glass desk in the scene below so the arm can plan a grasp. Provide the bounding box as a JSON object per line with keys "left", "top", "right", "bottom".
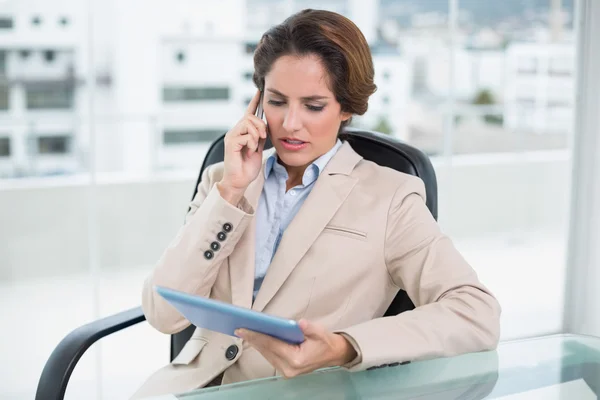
{"left": 147, "top": 334, "right": 600, "bottom": 399}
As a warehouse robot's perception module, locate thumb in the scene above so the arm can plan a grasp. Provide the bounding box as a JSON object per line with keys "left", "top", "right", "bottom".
{"left": 298, "top": 319, "right": 323, "bottom": 339}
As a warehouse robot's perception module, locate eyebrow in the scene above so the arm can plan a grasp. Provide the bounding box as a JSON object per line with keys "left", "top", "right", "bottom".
{"left": 266, "top": 88, "right": 329, "bottom": 101}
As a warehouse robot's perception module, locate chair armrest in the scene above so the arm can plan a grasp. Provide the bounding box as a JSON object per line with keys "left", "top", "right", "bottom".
{"left": 36, "top": 306, "right": 146, "bottom": 400}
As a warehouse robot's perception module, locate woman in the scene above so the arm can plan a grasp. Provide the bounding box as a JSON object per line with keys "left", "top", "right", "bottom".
{"left": 132, "top": 9, "right": 500, "bottom": 399}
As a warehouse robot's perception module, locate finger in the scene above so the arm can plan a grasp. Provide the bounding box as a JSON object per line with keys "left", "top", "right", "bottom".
{"left": 237, "top": 329, "right": 277, "bottom": 349}
{"left": 243, "top": 122, "right": 260, "bottom": 155}
{"left": 246, "top": 115, "right": 268, "bottom": 139}
{"left": 257, "top": 137, "right": 266, "bottom": 153}
{"left": 231, "top": 134, "right": 255, "bottom": 154}
{"left": 298, "top": 319, "right": 325, "bottom": 339}
{"left": 231, "top": 121, "right": 258, "bottom": 152}
{"left": 238, "top": 330, "right": 313, "bottom": 377}
{"left": 237, "top": 330, "right": 289, "bottom": 369}
{"left": 237, "top": 329, "right": 293, "bottom": 360}
{"left": 245, "top": 89, "right": 262, "bottom": 115}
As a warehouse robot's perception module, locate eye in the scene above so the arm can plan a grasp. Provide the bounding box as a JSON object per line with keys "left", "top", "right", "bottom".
{"left": 268, "top": 100, "right": 285, "bottom": 106}
{"left": 306, "top": 105, "right": 325, "bottom": 112}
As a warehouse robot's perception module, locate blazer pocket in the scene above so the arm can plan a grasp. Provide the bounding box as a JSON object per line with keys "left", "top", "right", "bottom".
{"left": 171, "top": 337, "right": 208, "bottom": 365}
{"left": 323, "top": 225, "right": 367, "bottom": 241}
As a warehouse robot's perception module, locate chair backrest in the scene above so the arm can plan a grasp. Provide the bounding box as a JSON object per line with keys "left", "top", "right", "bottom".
{"left": 171, "top": 128, "right": 438, "bottom": 361}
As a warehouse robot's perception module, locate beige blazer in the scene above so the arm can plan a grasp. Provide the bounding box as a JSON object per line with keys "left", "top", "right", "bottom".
{"left": 132, "top": 142, "right": 501, "bottom": 399}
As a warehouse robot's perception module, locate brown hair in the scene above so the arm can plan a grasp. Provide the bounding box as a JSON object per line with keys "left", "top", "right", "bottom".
{"left": 253, "top": 9, "right": 377, "bottom": 131}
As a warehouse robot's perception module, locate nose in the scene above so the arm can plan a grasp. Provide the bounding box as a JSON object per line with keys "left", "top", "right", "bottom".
{"left": 282, "top": 105, "right": 302, "bottom": 133}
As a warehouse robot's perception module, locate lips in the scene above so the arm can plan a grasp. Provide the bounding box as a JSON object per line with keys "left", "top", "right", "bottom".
{"left": 279, "top": 138, "right": 309, "bottom": 151}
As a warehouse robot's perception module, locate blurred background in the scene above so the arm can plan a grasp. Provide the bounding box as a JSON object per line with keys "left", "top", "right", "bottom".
{"left": 0, "top": 0, "right": 579, "bottom": 398}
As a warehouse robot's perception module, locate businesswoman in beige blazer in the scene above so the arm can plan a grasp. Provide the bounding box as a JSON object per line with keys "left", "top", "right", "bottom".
{"left": 132, "top": 9, "right": 501, "bottom": 399}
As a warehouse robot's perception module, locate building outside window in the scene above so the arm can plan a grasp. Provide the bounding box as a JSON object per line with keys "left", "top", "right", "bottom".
{"left": 163, "top": 86, "right": 230, "bottom": 102}
{"left": 25, "top": 83, "right": 74, "bottom": 109}
{"left": 517, "top": 57, "right": 537, "bottom": 74}
{"left": 245, "top": 42, "right": 258, "bottom": 54}
{"left": 0, "top": 50, "right": 6, "bottom": 75}
{"left": 549, "top": 57, "right": 573, "bottom": 76}
{"left": 0, "top": 17, "right": 13, "bottom": 30}
{"left": 163, "top": 129, "right": 225, "bottom": 144}
{"left": 0, "top": 137, "right": 9, "bottom": 157}
{"left": 36, "top": 135, "right": 71, "bottom": 155}
{"left": 0, "top": 85, "right": 8, "bottom": 110}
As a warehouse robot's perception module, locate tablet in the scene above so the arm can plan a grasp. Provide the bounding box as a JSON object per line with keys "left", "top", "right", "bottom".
{"left": 155, "top": 285, "right": 305, "bottom": 344}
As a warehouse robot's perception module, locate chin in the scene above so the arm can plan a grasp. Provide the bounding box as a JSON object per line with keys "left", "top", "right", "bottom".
{"left": 276, "top": 152, "right": 312, "bottom": 167}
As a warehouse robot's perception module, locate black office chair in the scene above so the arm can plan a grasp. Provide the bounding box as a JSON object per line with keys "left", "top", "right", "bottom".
{"left": 36, "top": 128, "right": 438, "bottom": 400}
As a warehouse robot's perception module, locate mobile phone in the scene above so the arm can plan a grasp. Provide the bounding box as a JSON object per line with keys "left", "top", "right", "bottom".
{"left": 255, "top": 90, "right": 264, "bottom": 120}
{"left": 255, "top": 91, "right": 266, "bottom": 151}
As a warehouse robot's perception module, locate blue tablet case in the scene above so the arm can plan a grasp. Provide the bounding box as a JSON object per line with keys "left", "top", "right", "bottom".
{"left": 155, "top": 285, "right": 305, "bottom": 344}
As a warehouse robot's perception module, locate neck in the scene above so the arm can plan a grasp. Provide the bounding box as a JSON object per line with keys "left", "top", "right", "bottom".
{"left": 279, "top": 139, "right": 338, "bottom": 191}
{"left": 280, "top": 162, "right": 307, "bottom": 191}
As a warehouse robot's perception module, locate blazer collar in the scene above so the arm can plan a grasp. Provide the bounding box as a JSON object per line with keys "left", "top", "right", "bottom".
{"left": 322, "top": 141, "right": 363, "bottom": 176}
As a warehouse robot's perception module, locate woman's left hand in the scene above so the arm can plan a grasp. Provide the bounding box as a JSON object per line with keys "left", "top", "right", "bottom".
{"left": 235, "top": 319, "right": 357, "bottom": 378}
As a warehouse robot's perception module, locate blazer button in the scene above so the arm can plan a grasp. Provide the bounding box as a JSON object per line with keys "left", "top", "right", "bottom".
{"left": 225, "top": 344, "right": 239, "bottom": 360}
{"left": 203, "top": 250, "right": 214, "bottom": 260}
{"left": 217, "top": 231, "right": 227, "bottom": 241}
{"left": 223, "top": 223, "right": 233, "bottom": 232}
{"left": 210, "top": 241, "right": 220, "bottom": 251}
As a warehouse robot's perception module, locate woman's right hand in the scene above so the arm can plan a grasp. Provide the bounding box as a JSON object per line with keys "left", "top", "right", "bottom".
{"left": 218, "top": 90, "right": 267, "bottom": 205}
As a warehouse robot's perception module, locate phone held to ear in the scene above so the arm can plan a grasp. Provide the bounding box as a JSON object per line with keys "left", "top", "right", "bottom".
{"left": 255, "top": 90, "right": 266, "bottom": 151}
{"left": 256, "top": 90, "right": 265, "bottom": 120}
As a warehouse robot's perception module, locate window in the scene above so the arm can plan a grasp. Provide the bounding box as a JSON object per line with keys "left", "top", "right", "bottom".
{"left": 0, "top": 50, "right": 5, "bottom": 75}
{"left": 20, "top": 49, "right": 31, "bottom": 59}
{"left": 549, "top": 57, "right": 573, "bottom": 77}
{"left": 243, "top": 71, "right": 253, "bottom": 80}
{"left": 163, "top": 86, "right": 230, "bottom": 102}
{"left": 37, "top": 135, "right": 71, "bottom": 155}
{"left": 548, "top": 100, "right": 571, "bottom": 109}
{"left": 245, "top": 42, "right": 258, "bottom": 54}
{"left": 0, "top": 17, "right": 13, "bottom": 29}
{"left": 31, "top": 16, "right": 42, "bottom": 26}
{"left": 25, "top": 82, "right": 74, "bottom": 109}
{"left": 383, "top": 71, "right": 391, "bottom": 81}
{"left": 43, "top": 50, "right": 56, "bottom": 63}
{"left": 0, "top": 85, "right": 8, "bottom": 110}
{"left": 175, "top": 51, "right": 186, "bottom": 63}
{"left": 516, "top": 97, "right": 536, "bottom": 107}
{"left": 59, "top": 17, "right": 69, "bottom": 27}
{"left": 163, "top": 129, "right": 224, "bottom": 145}
{"left": 484, "top": 114, "right": 504, "bottom": 126}
{"left": 0, "top": 3, "right": 587, "bottom": 400}
{"left": 517, "top": 57, "right": 537, "bottom": 74}
{"left": 0, "top": 137, "right": 9, "bottom": 157}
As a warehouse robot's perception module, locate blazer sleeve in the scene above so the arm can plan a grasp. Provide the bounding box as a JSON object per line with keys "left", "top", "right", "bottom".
{"left": 338, "top": 176, "right": 501, "bottom": 370}
{"left": 142, "top": 165, "right": 256, "bottom": 334}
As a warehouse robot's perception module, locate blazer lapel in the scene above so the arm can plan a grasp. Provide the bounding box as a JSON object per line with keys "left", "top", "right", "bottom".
{"left": 252, "top": 142, "right": 362, "bottom": 312}
{"left": 227, "top": 152, "right": 272, "bottom": 309}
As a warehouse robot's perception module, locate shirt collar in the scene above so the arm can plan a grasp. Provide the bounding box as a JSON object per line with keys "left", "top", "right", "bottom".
{"left": 264, "top": 139, "right": 343, "bottom": 185}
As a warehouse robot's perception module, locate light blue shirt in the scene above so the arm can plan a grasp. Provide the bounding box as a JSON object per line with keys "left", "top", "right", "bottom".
{"left": 253, "top": 140, "right": 343, "bottom": 298}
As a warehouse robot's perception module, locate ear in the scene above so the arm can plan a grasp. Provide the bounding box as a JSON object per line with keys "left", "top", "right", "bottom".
{"left": 340, "top": 111, "right": 352, "bottom": 122}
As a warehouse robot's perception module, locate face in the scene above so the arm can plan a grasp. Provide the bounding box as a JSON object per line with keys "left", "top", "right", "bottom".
{"left": 263, "top": 54, "right": 351, "bottom": 171}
